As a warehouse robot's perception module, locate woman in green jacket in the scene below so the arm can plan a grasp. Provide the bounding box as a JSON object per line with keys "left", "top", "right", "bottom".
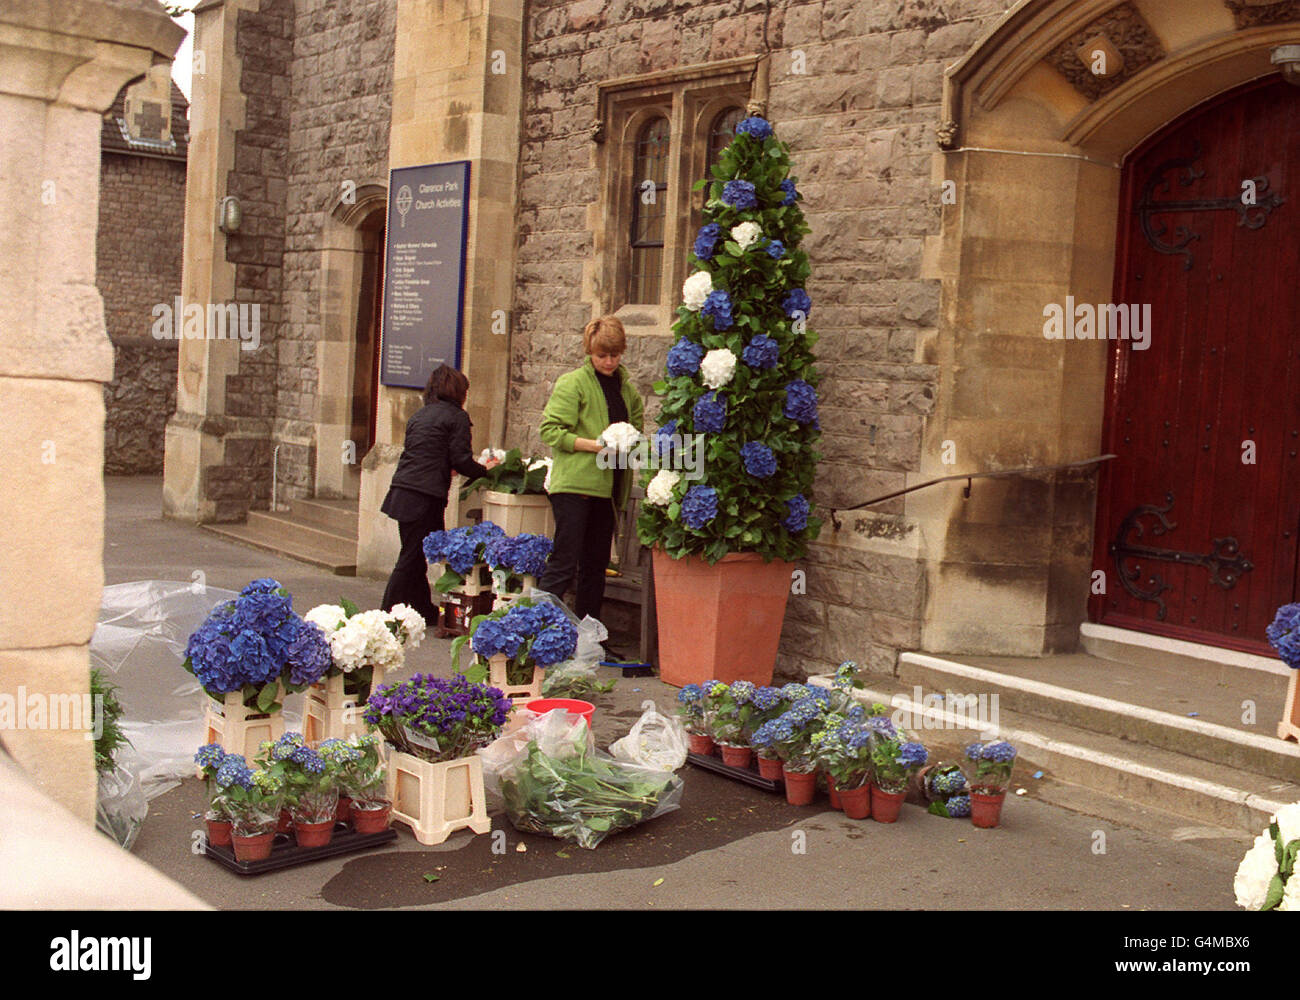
{"left": 537, "top": 315, "right": 644, "bottom": 621}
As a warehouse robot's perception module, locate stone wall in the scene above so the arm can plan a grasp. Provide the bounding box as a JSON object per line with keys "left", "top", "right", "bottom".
{"left": 508, "top": 0, "right": 1009, "bottom": 677}
{"left": 98, "top": 152, "right": 185, "bottom": 474}
{"left": 278, "top": 0, "right": 396, "bottom": 504}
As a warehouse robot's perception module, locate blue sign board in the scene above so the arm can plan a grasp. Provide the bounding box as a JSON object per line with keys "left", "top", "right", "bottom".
{"left": 379, "top": 160, "right": 471, "bottom": 388}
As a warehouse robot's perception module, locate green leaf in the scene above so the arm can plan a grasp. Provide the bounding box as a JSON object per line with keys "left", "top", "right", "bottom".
{"left": 464, "top": 662, "right": 488, "bottom": 684}
{"left": 556, "top": 850, "right": 571, "bottom": 859}
{"left": 422, "top": 873, "right": 441, "bottom": 883}
{"left": 433, "top": 568, "right": 465, "bottom": 593}
{"left": 256, "top": 682, "right": 278, "bottom": 713}
{"left": 340, "top": 597, "right": 361, "bottom": 617}
{"left": 1263, "top": 873, "right": 1285, "bottom": 910}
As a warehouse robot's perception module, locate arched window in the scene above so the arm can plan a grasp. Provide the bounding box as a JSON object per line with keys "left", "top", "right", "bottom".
{"left": 628, "top": 116, "right": 670, "bottom": 304}
{"left": 707, "top": 106, "right": 745, "bottom": 171}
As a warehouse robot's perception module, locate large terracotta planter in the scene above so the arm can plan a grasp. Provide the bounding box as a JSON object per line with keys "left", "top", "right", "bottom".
{"left": 653, "top": 549, "right": 794, "bottom": 686}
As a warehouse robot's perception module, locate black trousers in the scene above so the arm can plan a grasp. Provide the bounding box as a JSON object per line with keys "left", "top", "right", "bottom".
{"left": 538, "top": 492, "right": 616, "bottom": 621}
{"left": 381, "top": 505, "right": 445, "bottom": 629}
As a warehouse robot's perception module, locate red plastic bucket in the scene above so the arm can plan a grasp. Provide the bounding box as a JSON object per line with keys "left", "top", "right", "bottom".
{"left": 524, "top": 698, "right": 595, "bottom": 726}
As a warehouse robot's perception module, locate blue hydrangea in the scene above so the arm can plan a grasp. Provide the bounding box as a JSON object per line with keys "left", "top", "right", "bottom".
{"left": 965, "top": 742, "right": 985, "bottom": 761}
{"left": 734, "top": 116, "right": 773, "bottom": 141}
{"left": 693, "top": 392, "right": 727, "bottom": 434}
{"left": 285, "top": 619, "right": 332, "bottom": 687}
{"left": 721, "top": 180, "right": 757, "bottom": 209}
{"left": 653, "top": 420, "right": 679, "bottom": 463}
{"left": 701, "top": 290, "right": 733, "bottom": 331}
{"left": 981, "top": 741, "right": 1017, "bottom": 763}
{"left": 693, "top": 223, "right": 721, "bottom": 261}
{"left": 240, "top": 578, "right": 283, "bottom": 597}
{"left": 780, "top": 683, "right": 809, "bottom": 701}
{"left": 292, "top": 746, "right": 327, "bottom": 774}
{"left": 680, "top": 485, "right": 719, "bottom": 531}
{"left": 783, "top": 380, "right": 819, "bottom": 426}
{"left": 740, "top": 441, "right": 777, "bottom": 479}
{"left": 1267, "top": 603, "right": 1300, "bottom": 669}
{"left": 895, "top": 741, "right": 929, "bottom": 769}
{"left": 750, "top": 719, "right": 780, "bottom": 750}
{"left": 729, "top": 680, "right": 756, "bottom": 703}
{"left": 194, "top": 744, "right": 226, "bottom": 770}
{"left": 666, "top": 337, "right": 704, "bottom": 377}
{"left": 779, "top": 179, "right": 798, "bottom": 206}
{"left": 677, "top": 684, "right": 703, "bottom": 705}
{"left": 751, "top": 686, "right": 782, "bottom": 712}
{"left": 945, "top": 795, "right": 971, "bottom": 818}
{"left": 783, "top": 494, "right": 810, "bottom": 532}
{"left": 741, "top": 334, "right": 779, "bottom": 370}
{"left": 765, "top": 240, "right": 785, "bottom": 259}
{"left": 931, "top": 769, "right": 969, "bottom": 796}
{"left": 782, "top": 288, "right": 812, "bottom": 318}
{"left": 869, "top": 716, "right": 898, "bottom": 740}
{"left": 214, "top": 754, "right": 253, "bottom": 790}
{"left": 788, "top": 697, "right": 822, "bottom": 725}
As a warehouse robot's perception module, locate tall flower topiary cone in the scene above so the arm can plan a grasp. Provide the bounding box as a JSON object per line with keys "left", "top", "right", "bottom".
{"left": 638, "top": 114, "right": 823, "bottom": 563}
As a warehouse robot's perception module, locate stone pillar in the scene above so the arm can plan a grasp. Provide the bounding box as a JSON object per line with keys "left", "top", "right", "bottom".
{"left": 357, "top": 0, "right": 523, "bottom": 577}
{"left": 0, "top": 0, "right": 184, "bottom": 819}
{"left": 162, "top": 0, "right": 269, "bottom": 523}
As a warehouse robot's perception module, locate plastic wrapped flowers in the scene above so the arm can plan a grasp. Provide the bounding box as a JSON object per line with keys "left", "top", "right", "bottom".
{"left": 452, "top": 597, "right": 579, "bottom": 686}
{"left": 964, "top": 740, "right": 1018, "bottom": 794}
{"left": 925, "top": 763, "right": 973, "bottom": 818}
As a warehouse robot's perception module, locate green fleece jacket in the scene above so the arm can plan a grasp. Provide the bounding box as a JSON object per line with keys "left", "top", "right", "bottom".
{"left": 539, "top": 359, "right": 645, "bottom": 508}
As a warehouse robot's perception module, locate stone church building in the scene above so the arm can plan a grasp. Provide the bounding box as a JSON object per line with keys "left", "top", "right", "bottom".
{"left": 164, "top": 0, "right": 1300, "bottom": 678}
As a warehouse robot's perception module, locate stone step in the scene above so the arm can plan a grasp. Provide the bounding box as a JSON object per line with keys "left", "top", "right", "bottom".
{"left": 201, "top": 514, "right": 356, "bottom": 575}
{"left": 288, "top": 497, "right": 359, "bottom": 536}
{"left": 896, "top": 651, "right": 1300, "bottom": 782}
{"left": 811, "top": 675, "right": 1299, "bottom": 836}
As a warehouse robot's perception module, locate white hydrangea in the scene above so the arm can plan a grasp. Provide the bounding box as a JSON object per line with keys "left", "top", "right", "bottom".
{"left": 699, "top": 348, "right": 737, "bottom": 389}
{"left": 599, "top": 421, "right": 642, "bottom": 452}
{"left": 329, "top": 609, "right": 406, "bottom": 673}
{"left": 478, "top": 447, "right": 508, "bottom": 464}
{"left": 646, "top": 469, "right": 682, "bottom": 506}
{"left": 682, "top": 270, "right": 713, "bottom": 311}
{"left": 731, "top": 221, "right": 762, "bottom": 251}
{"left": 1272, "top": 802, "right": 1300, "bottom": 848}
{"left": 528, "top": 455, "right": 554, "bottom": 492}
{"left": 388, "top": 603, "right": 427, "bottom": 650}
{"left": 1278, "top": 873, "right": 1300, "bottom": 911}
{"left": 304, "top": 603, "right": 348, "bottom": 634}
{"left": 1234, "top": 831, "right": 1281, "bottom": 910}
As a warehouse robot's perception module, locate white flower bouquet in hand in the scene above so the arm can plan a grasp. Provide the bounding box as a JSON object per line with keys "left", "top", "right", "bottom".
{"left": 598, "top": 421, "right": 642, "bottom": 452}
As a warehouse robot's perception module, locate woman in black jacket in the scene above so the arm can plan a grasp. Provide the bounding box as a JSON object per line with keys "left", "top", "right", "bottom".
{"left": 380, "top": 365, "right": 497, "bottom": 626}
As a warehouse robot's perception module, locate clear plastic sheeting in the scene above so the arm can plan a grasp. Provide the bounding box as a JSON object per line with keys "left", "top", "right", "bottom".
{"left": 608, "top": 699, "right": 688, "bottom": 772}
{"left": 90, "top": 581, "right": 304, "bottom": 802}
{"left": 523, "top": 587, "right": 608, "bottom": 665}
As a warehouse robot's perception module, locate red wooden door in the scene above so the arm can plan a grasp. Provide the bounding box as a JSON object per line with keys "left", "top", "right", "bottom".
{"left": 1091, "top": 76, "right": 1300, "bottom": 655}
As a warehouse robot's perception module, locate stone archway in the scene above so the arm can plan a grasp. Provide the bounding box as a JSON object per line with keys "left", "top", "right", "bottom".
{"left": 916, "top": 0, "right": 1300, "bottom": 655}
{"left": 315, "top": 182, "right": 387, "bottom": 500}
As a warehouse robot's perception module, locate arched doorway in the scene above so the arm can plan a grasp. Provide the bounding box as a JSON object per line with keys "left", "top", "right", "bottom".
{"left": 1091, "top": 76, "right": 1300, "bottom": 654}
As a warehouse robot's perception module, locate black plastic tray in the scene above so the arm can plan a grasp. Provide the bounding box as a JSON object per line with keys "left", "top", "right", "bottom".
{"left": 203, "top": 822, "right": 398, "bottom": 876}
{"left": 686, "top": 751, "right": 783, "bottom": 792}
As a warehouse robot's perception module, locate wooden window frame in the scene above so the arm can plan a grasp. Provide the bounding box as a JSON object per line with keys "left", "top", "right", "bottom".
{"left": 593, "top": 56, "right": 767, "bottom": 329}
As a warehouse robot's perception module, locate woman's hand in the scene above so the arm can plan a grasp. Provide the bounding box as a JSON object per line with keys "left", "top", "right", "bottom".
{"left": 573, "top": 437, "right": 605, "bottom": 454}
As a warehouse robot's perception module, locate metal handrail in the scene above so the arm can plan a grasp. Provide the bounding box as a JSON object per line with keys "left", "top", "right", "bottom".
{"left": 828, "top": 454, "right": 1117, "bottom": 530}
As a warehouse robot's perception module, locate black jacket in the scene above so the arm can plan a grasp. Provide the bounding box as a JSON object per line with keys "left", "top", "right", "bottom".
{"left": 381, "top": 399, "right": 489, "bottom": 521}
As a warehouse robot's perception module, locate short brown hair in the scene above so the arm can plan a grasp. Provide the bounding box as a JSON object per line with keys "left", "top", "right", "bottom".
{"left": 424, "top": 364, "right": 468, "bottom": 406}
{"left": 583, "top": 315, "right": 627, "bottom": 356}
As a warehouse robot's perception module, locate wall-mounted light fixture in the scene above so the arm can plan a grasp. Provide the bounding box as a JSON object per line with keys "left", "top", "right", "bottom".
{"left": 1272, "top": 45, "right": 1300, "bottom": 86}
{"left": 218, "top": 195, "right": 242, "bottom": 234}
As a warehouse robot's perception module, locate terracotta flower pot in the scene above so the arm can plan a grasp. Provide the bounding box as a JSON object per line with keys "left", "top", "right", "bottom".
{"left": 838, "top": 782, "right": 872, "bottom": 820}
{"left": 688, "top": 731, "right": 715, "bottom": 756}
{"left": 970, "top": 790, "right": 1006, "bottom": 828}
{"left": 351, "top": 802, "right": 392, "bottom": 835}
{"left": 782, "top": 765, "right": 817, "bottom": 806}
{"left": 719, "top": 744, "right": 752, "bottom": 768}
{"left": 756, "top": 754, "right": 784, "bottom": 780}
{"left": 205, "top": 818, "right": 233, "bottom": 847}
{"left": 653, "top": 550, "right": 794, "bottom": 687}
{"left": 336, "top": 796, "right": 352, "bottom": 823}
{"left": 871, "top": 784, "right": 906, "bottom": 823}
{"left": 232, "top": 831, "right": 275, "bottom": 862}
{"left": 827, "top": 776, "right": 842, "bottom": 811}
{"left": 277, "top": 808, "right": 292, "bottom": 834}
{"left": 293, "top": 819, "right": 335, "bottom": 848}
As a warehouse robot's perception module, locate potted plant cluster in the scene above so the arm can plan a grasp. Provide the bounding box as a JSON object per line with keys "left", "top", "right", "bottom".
{"left": 195, "top": 743, "right": 234, "bottom": 847}
{"left": 452, "top": 598, "right": 579, "bottom": 703}
{"left": 323, "top": 733, "right": 391, "bottom": 834}
{"left": 184, "top": 578, "right": 333, "bottom": 759}
{"left": 637, "top": 114, "right": 823, "bottom": 688}
{"left": 964, "top": 740, "right": 1018, "bottom": 828}
{"left": 483, "top": 531, "right": 554, "bottom": 608}
{"left": 867, "top": 716, "right": 929, "bottom": 823}
{"left": 301, "top": 599, "right": 426, "bottom": 741}
{"left": 810, "top": 711, "right": 874, "bottom": 819}
{"left": 207, "top": 752, "right": 286, "bottom": 863}
{"left": 923, "top": 763, "right": 972, "bottom": 819}
{"left": 363, "top": 672, "right": 511, "bottom": 844}
{"left": 423, "top": 521, "right": 508, "bottom": 636}
{"left": 1234, "top": 800, "right": 1300, "bottom": 910}
{"left": 459, "top": 447, "right": 555, "bottom": 538}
